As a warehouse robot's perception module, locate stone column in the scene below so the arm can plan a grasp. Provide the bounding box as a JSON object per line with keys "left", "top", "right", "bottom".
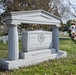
{"left": 8, "top": 24, "right": 19, "bottom": 60}
{"left": 52, "top": 26, "right": 59, "bottom": 52}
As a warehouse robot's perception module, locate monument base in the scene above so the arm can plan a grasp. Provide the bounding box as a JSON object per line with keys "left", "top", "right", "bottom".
{"left": 0, "top": 49, "right": 67, "bottom": 70}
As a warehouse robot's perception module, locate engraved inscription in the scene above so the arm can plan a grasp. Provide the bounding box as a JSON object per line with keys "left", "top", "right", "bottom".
{"left": 38, "top": 33, "right": 45, "bottom": 42}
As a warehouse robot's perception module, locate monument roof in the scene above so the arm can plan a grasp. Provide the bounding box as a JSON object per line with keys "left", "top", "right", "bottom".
{"left": 5, "top": 10, "right": 61, "bottom": 27}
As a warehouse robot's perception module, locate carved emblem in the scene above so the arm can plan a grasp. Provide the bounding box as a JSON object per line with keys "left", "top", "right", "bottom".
{"left": 38, "top": 33, "right": 45, "bottom": 42}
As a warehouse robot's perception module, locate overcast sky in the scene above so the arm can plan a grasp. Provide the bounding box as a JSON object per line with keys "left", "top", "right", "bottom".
{"left": 70, "top": 0, "right": 76, "bottom": 5}
{"left": 61, "top": 0, "right": 76, "bottom": 23}
{"left": 69, "top": 0, "right": 76, "bottom": 12}
{"left": 65, "top": 0, "right": 76, "bottom": 13}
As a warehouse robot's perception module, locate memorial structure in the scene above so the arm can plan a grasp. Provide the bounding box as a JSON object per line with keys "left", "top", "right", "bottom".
{"left": 0, "top": 10, "right": 67, "bottom": 70}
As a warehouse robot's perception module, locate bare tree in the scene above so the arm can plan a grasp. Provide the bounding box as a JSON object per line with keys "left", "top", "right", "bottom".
{"left": 49, "top": 0, "right": 76, "bottom": 22}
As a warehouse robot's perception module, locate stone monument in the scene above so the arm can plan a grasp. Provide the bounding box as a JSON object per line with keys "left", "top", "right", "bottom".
{"left": 0, "top": 10, "right": 67, "bottom": 70}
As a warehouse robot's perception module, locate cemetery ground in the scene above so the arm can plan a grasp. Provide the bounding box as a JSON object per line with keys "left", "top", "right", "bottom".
{"left": 0, "top": 39, "right": 76, "bottom": 75}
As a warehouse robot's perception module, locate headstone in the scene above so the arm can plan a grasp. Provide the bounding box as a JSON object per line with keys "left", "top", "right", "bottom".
{"left": 3, "top": 39, "right": 7, "bottom": 44}
{"left": 20, "top": 30, "right": 56, "bottom": 60}
{"left": 3, "top": 36, "right": 7, "bottom": 44}
{"left": 22, "top": 30, "right": 52, "bottom": 52}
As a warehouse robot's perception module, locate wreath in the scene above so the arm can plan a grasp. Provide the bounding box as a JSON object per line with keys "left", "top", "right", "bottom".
{"left": 68, "top": 20, "right": 76, "bottom": 43}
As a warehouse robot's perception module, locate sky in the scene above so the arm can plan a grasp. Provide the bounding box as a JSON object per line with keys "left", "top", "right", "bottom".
{"left": 62, "top": 0, "right": 76, "bottom": 23}
{"left": 70, "top": 0, "right": 76, "bottom": 5}
{"left": 0, "top": 9, "right": 4, "bottom": 13}
{"left": 63, "top": 0, "right": 76, "bottom": 13}
{"left": 69, "top": 0, "right": 76, "bottom": 13}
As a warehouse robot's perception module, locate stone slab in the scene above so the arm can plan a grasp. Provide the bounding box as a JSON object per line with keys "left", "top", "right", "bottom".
{"left": 19, "top": 48, "right": 56, "bottom": 59}
{"left": 22, "top": 31, "right": 52, "bottom": 52}
{"left": 0, "top": 50, "right": 67, "bottom": 70}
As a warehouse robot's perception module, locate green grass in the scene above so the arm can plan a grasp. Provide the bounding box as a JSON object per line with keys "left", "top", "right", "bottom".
{"left": 0, "top": 40, "right": 22, "bottom": 58}
{"left": 59, "top": 34, "right": 69, "bottom": 37}
{"left": 0, "top": 39, "right": 76, "bottom": 75}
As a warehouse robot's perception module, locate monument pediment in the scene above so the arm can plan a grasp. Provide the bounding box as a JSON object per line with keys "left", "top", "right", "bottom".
{"left": 6, "top": 10, "right": 61, "bottom": 27}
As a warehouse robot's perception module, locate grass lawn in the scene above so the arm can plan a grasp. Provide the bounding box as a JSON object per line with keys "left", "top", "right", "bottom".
{"left": 59, "top": 33, "right": 69, "bottom": 37}
{"left": 0, "top": 39, "right": 76, "bottom": 75}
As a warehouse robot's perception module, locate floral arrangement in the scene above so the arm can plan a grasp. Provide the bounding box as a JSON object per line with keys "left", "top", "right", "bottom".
{"left": 68, "top": 20, "right": 76, "bottom": 43}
